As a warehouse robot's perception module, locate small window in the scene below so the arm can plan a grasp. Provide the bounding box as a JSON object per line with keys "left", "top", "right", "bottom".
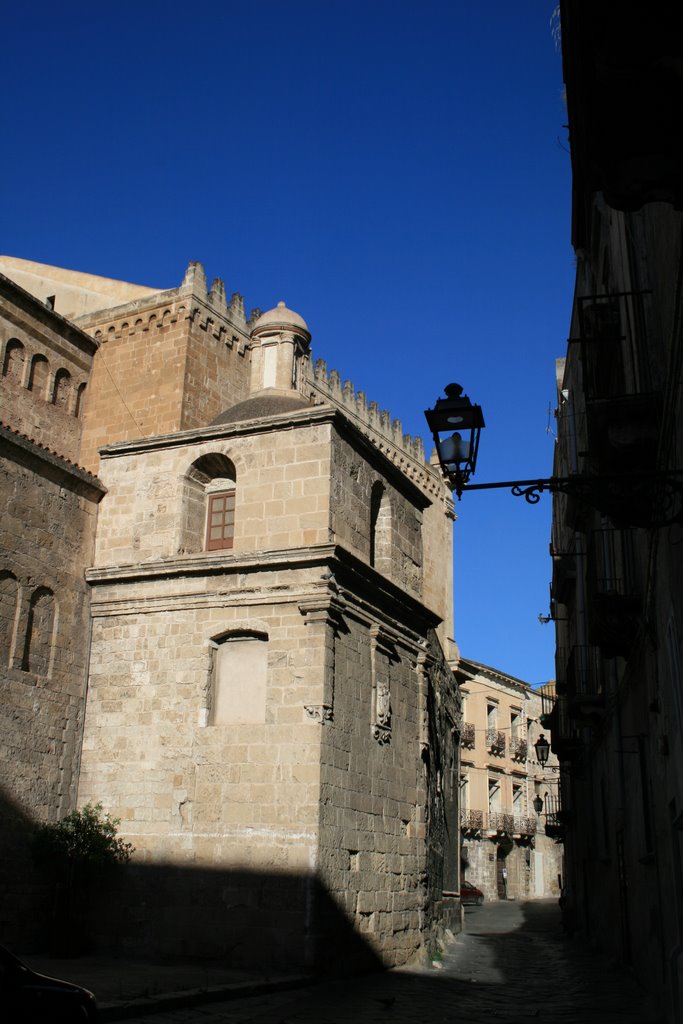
{"left": 206, "top": 489, "right": 235, "bottom": 550}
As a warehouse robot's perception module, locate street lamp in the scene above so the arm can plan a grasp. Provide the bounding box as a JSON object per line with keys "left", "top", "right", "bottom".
{"left": 424, "top": 383, "right": 683, "bottom": 525}
{"left": 424, "top": 383, "right": 485, "bottom": 498}
{"left": 533, "top": 794, "right": 544, "bottom": 815}
{"left": 534, "top": 733, "right": 551, "bottom": 766}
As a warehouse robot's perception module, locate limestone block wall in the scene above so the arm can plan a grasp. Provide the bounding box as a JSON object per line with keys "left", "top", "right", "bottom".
{"left": 308, "top": 362, "right": 454, "bottom": 639}
{"left": 315, "top": 615, "right": 461, "bottom": 967}
{"left": 0, "top": 435, "right": 102, "bottom": 823}
{"left": 78, "top": 562, "right": 337, "bottom": 964}
{"left": 316, "top": 619, "right": 424, "bottom": 965}
{"left": 0, "top": 276, "right": 96, "bottom": 464}
{"left": 180, "top": 294, "right": 251, "bottom": 431}
{"left": 77, "top": 301, "right": 194, "bottom": 474}
{"left": 77, "top": 292, "right": 252, "bottom": 475}
{"left": 329, "top": 430, "right": 426, "bottom": 602}
{"left": 421, "top": 491, "right": 455, "bottom": 644}
{"left": 92, "top": 418, "right": 333, "bottom": 567}
{"left": 0, "top": 430, "right": 103, "bottom": 945}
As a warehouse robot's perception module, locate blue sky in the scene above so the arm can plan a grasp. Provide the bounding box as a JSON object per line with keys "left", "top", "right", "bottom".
{"left": 2, "top": 1, "right": 573, "bottom": 685}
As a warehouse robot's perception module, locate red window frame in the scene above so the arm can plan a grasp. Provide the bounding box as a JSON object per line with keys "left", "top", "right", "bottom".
{"left": 206, "top": 490, "right": 235, "bottom": 551}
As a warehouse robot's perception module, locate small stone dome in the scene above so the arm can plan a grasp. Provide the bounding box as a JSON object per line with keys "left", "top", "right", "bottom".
{"left": 210, "top": 393, "right": 312, "bottom": 426}
{"left": 251, "top": 300, "right": 309, "bottom": 338}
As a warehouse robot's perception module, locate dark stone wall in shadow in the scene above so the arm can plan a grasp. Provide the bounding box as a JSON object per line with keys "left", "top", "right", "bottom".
{"left": 0, "top": 785, "right": 52, "bottom": 948}
{"left": 0, "top": 782, "right": 381, "bottom": 973}
{"left": 86, "top": 862, "right": 382, "bottom": 974}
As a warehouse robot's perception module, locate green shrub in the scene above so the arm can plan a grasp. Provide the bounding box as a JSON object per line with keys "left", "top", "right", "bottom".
{"left": 33, "top": 802, "right": 134, "bottom": 870}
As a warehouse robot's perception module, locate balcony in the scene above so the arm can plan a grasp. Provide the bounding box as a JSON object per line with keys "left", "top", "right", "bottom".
{"left": 488, "top": 811, "right": 515, "bottom": 835}
{"left": 460, "top": 808, "right": 483, "bottom": 834}
{"left": 544, "top": 794, "right": 567, "bottom": 841}
{"left": 486, "top": 729, "right": 506, "bottom": 757}
{"left": 552, "top": 552, "right": 577, "bottom": 606}
{"left": 514, "top": 815, "right": 537, "bottom": 838}
{"left": 585, "top": 391, "right": 661, "bottom": 479}
{"left": 565, "top": 643, "right": 602, "bottom": 708}
{"left": 460, "top": 722, "right": 475, "bottom": 749}
{"left": 511, "top": 737, "right": 528, "bottom": 762}
{"left": 586, "top": 528, "right": 641, "bottom": 658}
{"left": 545, "top": 692, "right": 583, "bottom": 761}
{"left": 579, "top": 298, "right": 625, "bottom": 401}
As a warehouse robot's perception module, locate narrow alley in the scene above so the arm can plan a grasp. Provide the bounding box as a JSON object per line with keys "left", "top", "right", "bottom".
{"left": 111, "top": 900, "right": 661, "bottom": 1024}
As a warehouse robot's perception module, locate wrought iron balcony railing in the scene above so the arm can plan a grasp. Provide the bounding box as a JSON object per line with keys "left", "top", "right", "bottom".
{"left": 586, "top": 527, "right": 642, "bottom": 657}
{"left": 487, "top": 811, "right": 515, "bottom": 834}
{"left": 514, "top": 815, "right": 537, "bottom": 836}
{"left": 460, "top": 808, "right": 484, "bottom": 832}
{"left": 486, "top": 729, "right": 506, "bottom": 756}
{"left": 511, "top": 737, "right": 528, "bottom": 762}
{"left": 460, "top": 722, "right": 475, "bottom": 749}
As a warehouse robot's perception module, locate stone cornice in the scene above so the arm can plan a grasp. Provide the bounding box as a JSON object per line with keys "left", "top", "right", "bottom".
{"left": 75, "top": 290, "right": 251, "bottom": 347}
{"left": 97, "top": 404, "right": 337, "bottom": 458}
{"left": 455, "top": 656, "right": 531, "bottom": 695}
{"left": 85, "top": 542, "right": 442, "bottom": 645}
{"left": 97, "top": 402, "right": 435, "bottom": 509}
{"left": 86, "top": 543, "right": 339, "bottom": 585}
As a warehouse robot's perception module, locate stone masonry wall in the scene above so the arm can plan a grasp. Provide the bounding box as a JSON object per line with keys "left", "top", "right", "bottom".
{"left": 308, "top": 362, "right": 454, "bottom": 641}
{"left": 77, "top": 301, "right": 194, "bottom": 474}
{"left": 329, "top": 430, "right": 426, "bottom": 603}
{"left": 77, "top": 293, "right": 252, "bottom": 474}
{"left": 78, "top": 565, "right": 332, "bottom": 965}
{"left": 0, "top": 278, "right": 96, "bottom": 464}
{"left": 92, "top": 417, "right": 333, "bottom": 567}
{"left": 316, "top": 618, "right": 426, "bottom": 966}
{"left": 0, "top": 432, "right": 103, "bottom": 945}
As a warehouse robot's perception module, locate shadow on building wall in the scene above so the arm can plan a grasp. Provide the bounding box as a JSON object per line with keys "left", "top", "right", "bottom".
{"left": 0, "top": 785, "right": 381, "bottom": 974}
{"left": 85, "top": 861, "right": 383, "bottom": 974}
{"left": 0, "top": 785, "right": 52, "bottom": 948}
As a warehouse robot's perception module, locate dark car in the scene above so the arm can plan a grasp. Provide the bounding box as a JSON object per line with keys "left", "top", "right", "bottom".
{"left": 460, "top": 880, "right": 485, "bottom": 905}
{"left": 0, "top": 945, "right": 98, "bottom": 1022}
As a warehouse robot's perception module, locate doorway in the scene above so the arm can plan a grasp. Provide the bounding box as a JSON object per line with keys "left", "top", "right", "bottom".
{"left": 496, "top": 845, "right": 509, "bottom": 900}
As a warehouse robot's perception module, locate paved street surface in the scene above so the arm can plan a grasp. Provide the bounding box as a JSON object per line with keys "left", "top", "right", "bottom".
{"left": 111, "top": 899, "right": 661, "bottom": 1024}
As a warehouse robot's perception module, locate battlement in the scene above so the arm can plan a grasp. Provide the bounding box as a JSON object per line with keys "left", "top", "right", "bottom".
{"left": 180, "top": 261, "right": 254, "bottom": 330}
{"left": 308, "top": 359, "right": 444, "bottom": 497}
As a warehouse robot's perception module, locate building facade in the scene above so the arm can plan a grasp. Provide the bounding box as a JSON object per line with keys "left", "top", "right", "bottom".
{"left": 0, "top": 257, "right": 462, "bottom": 969}
{"left": 548, "top": 5, "right": 683, "bottom": 1022}
{"left": 454, "top": 658, "right": 562, "bottom": 903}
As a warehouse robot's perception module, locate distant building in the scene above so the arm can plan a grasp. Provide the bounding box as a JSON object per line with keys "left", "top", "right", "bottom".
{"left": 0, "top": 256, "right": 461, "bottom": 970}
{"left": 548, "top": 5, "right": 683, "bottom": 1022}
{"left": 453, "top": 658, "right": 563, "bottom": 902}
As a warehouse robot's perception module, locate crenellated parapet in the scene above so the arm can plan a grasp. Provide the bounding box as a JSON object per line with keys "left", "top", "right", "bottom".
{"left": 77, "top": 261, "right": 257, "bottom": 355}
{"left": 308, "top": 358, "right": 447, "bottom": 500}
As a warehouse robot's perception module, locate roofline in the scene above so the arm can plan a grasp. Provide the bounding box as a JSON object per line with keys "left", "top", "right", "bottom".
{"left": 0, "top": 273, "right": 98, "bottom": 356}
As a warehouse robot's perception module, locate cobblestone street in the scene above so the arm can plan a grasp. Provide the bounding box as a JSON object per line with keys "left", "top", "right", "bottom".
{"left": 114, "top": 900, "right": 661, "bottom": 1024}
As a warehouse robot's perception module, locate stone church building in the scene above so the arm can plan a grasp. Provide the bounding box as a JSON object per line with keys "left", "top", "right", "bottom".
{"left": 0, "top": 256, "right": 462, "bottom": 970}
